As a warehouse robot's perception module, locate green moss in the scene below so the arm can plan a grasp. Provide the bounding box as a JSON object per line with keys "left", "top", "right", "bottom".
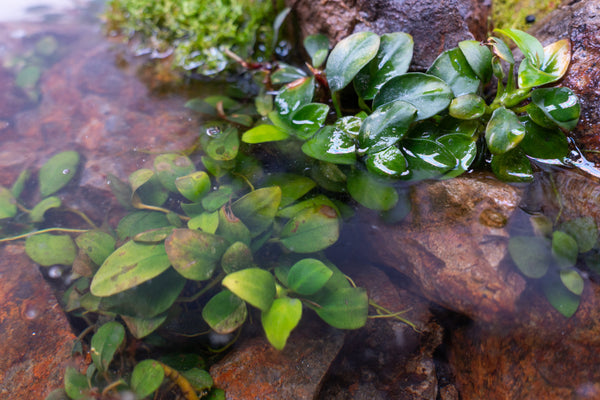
{"left": 492, "top": 0, "right": 560, "bottom": 30}
{"left": 106, "top": 0, "right": 282, "bottom": 75}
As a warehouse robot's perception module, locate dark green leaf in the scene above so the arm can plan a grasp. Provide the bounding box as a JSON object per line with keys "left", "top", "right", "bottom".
{"left": 302, "top": 126, "right": 357, "bottom": 165}
{"left": 0, "top": 186, "right": 17, "bottom": 219}
{"left": 558, "top": 217, "right": 598, "bottom": 253}
{"left": 274, "top": 77, "right": 315, "bottom": 120}
{"left": 458, "top": 40, "right": 493, "bottom": 83}
{"left": 487, "top": 37, "right": 515, "bottom": 64}
{"left": 373, "top": 73, "right": 453, "bottom": 120}
{"left": 75, "top": 231, "right": 116, "bottom": 266}
{"left": 526, "top": 102, "right": 557, "bottom": 129}
{"left": 358, "top": 100, "right": 417, "bottom": 154}
{"left": 490, "top": 148, "right": 534, "bottom": 182}
{"left": 313, "top": 287, "right": 368, "bottom": 329}
{"left": 90, "top": 321, "right": 125, "bottom": 372}
{"left": 508, "top": 236, "right": 551, "bottom": 278}
{"left": 401, "top": 138, "right": 459, "bottom": 181}
{"left": 216, "top": 206, "right": 251, "bottom": 245}
{"left": 520, "top": 118, "right": 569, "bottom": 159}
{"left": 531, "top": 87, "right": 580, "bottom": 131}
{"left": 552, "top": 231, "right": 578, "bottom": 269}
{"left": 485, "top": 107, "right": 526, "bottom": 154}
{"left": 221, "top": 241, "right": 254, "bottom": 273}
{"left": 542, "top": 274, "right": 580, "bottom": 317}
{"left": 222, "top": 268, "right": 276, "bottom": 311}
{"left": 165, "top": 229, "right": 229, "bottom": 280}
{"left": 261, "top": 297, "right": 302, "bottom": 350}
{"left": 201, "top": 185, "right": 234, "bottom": 213}
{"left": 326, "top": 32, "right": 380, "bottom": 92}
{"left": 277, "top": 195, "right": 339, "bottom": 219}
{"left": 131, "top": 360, "right": 165, "bottom": 398}
{"left": 129, "top": 169, "right": 168, "bottom": 207}
{"left": 304, "top": 34, "right": 330, "bottom": 68}
{"left": 117, "top": 211, "right": 170, "bottom": 240}
{"left": 347, "top": 168, "right": 398, "bottom": 210}
{"left": 271, "top": 63, "right": 308, "bottom": 84}
{"left": 290, "top": 103, "right": 329, "bottom": 139}
{"left": 287, "top": 258, "right": 333, "bottom": 295}
{"left": 203, "top": 290, "right": 247, "bottom": 334}
{"left": 30, "top": 196, "right": 61, "bottom": 223}
{"left": 279, "top": 204, "right": 339, "bottom": 253}
{"left": 25, "top": 234, "right": 76, "bottom": 266}
{"left": 365, "top": 146, "right": 408, "bottom": 178}
{"left": 64, "top": 366, "right": 89, "bottom": 400}
{"left": 202, "top": 127, "right": 240, "bottom": 161}
{"left": 182, "top": 368, "right": 214, "bottom": 392}
{"left": 437, "top": 133, "right": 477, "bottom": 179}
{"left": 448, "top": 94, "right": 487, "bottom": 120}
{"left": 231, "top": 187, "right": 282, "bottom": 236}
{"left": 427, "top": 47, "right": 480, "bottom": 96}
{"left": 39, "top": 151, "right": 79, "bottom": 197}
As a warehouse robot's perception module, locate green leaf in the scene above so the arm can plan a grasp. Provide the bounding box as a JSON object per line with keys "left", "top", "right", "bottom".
{"left": 542, "top": 274, "right": 580, "bottom": 318}
{"left": 274, "top": 77, "right": 315, "bottom": 120}
{"left": 290, "top": 103, "right": 329, "bottom": 139}
{"left": 122, "top": 313, "right": 168, "bottom": 339}
{"left": 494, "top": 28, "right": 544, "bottom": 67}
{"left": 39, "top": 151, "right": 80, "bottom": 197}
{"left": 75, "top": 231, "right": 116, "bottom": 266}
{"left": 560, "top": 269, "right": 584, "bottom": 296}
{"left": 287, "top": 258, "right": 333, "bottom": 295}
{"left": 231, "top": 187, "right": 282, "bottom": 236}
{"left": 0, "top": 186, "right": 17, "bottom": 219}
{"left": 277, "top": 195, "right": 338, "bottom": 219}
{"left": 153, "top": 153, "right": 195, "bottom": 193}
{"left": 365, "top": 146, "right": 408, "bottom": 178}
{"left": 64, "top": 366, "right": 89, "bottom": 400}
{"left": 304, "top": 34, "right": 330, "bottom": 68}
{"left": 508, "top": 236, "right": 551, "bottom": 278}
{"left": 222, "top": 268, "right": 276, "bottom": 312}
{"left": 16, "top": 65, "right": 41, "bottom": 89}
{"left": 347, "top": 169, "right": 398, "bottom": 211}
{"left": 326, "top": 31, "right": 380, "bottom": 92}
{"left": 541, "top": 39, "right": 571, "bottom": 79}
{"left": 558, "top": 217, "right": 598, "bottom": 253}
{"left": 302, "top": 125, "right": 357, "bottom": 165}
{"left": 188, "top": 211, "right": 219, "bottom": 233}
{"left": 401, "top": 138, "right": 459, "bottom": 181}
{"left": 90, "top": 241, "right": 171, "bottom": 296}
{"left": 354, "top": 32, "right": 413, "bottom": 100}
{"left": 181, "top": 368, "right": 214, "bottom": 392}
{"left": 264, "top": 174, "right": 316, "bottom": 208}
{"left": 279, "top": 204, "right": 339, "bottom": 253}
{"left": 271, "top": 63, "right": 308, "bottom": 85}
{"left": 552, "top": 231, "right": 578, "bottom": 269}
{"left": 458, "top": 40, "right": 493, "bottom": 83}
{"left": 373, "top": 73, "right": 453, "bottom": 120}
{"left": 202, "top": 126, "right": 240, "bottom": 161}
{"left": 131, "top": 359, "right": 164, "bottom": 398}
{"left": 518, "top": 58, "right": 563, "bottom": 89}
{"left": 519, "top": 118, "right": 569, "bottom": 159}
{"left": 437, "top": 133, "right": 478, "bottom": 179}
{"left": 116, "top": 211, "right": 170, "bottom": 240}
{"left": 133, "top": 227, "right": 175, "bottom": 243}
{"left": 490, "top": 148, "right": 533, "bottom": 182}
{"left": 261, "top": 297, "right": 302, "bottom": 350}
{"left": 242, "top": 124, "right": 290, "bottom": 144}
{"left": 202, "top": 185, "right": 234, "bottom": 213}
{"left": 44, "top": 388, "right": 69, "bottom": 400}
{"left": 221, "top": 241, "right": 254, "bottom": 273}
{"left": 530, "top": 87, "right": 580, "bottom": 131}
{"left": 485, "top": 107, "right": 526, "bottom": 154}
{"left": 175, "top": 171, "right": 211, "bottom": 202}
{"left": 90, "top": 321, "right": 125, "bottom": 373}
{"left": 448, "top": 94, "right": 487, "bottom": 120}
{"left": 488, "top": 37, "right": 514, "bottom": 64}
{"left": 526, "top": 102, "right": 557, "bottom": 129}
{"left": 358, "top": 100, "right": 417, "bottom": 154}
{"left": 30, "top": 196, "right": 61, "bottom": 223}
{"left": 427, "top": 47, "right": 480, "bottom": 96}
{"left": 164, "top": 228, "right": 229, "bottom": 281}
{"left": 202, "top": 290, "right": 248, "bottom": 334}
{"left": 25, "top": 234, "right": 76, "bottom": 266}
{"left": 313, "top": 287, "right": 368, "bottom": 329}
{"left": 216, "top": 206, "right": 251, "bottom": 245}
{"left": 11, "top": 169, "right": 30, "bottom": 199}
{"left": 129, "top": 169, "right": 168, "bottom": 207}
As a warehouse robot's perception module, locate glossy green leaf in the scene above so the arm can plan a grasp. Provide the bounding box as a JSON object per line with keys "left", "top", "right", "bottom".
{"left": 508, "top": 236, "right": 551, "bottom": 278}
{"left": 438, "top": 116, "right": 480, "bottom": 137}
{"left": 175, "top": 171, "right": 211, "bottom": 202}
{"left": 64, "top": 366, "right": 89, "bottom": 400}
{"left": 39, "top": 151, "right": 79, "bottom": 197}
{"left": 559, "top": 217, "right": 598, "bottom": 253}
{"left": 531, "top": 87, "right": 580, "bottom": 131}
{"left": 518, "top": 58, "right": 564, "bottom": 89}
{"left": 494, "top": 28, "right": 544, "bottom": 67}
{"left": 188, "top": 211, "right": 219, "bottom": 233}
{"left": 526, "top": 102, "right": 557, "bottom": 129}
{"left": 242, "top": 124, "right": 290, "bottom": 144}
{"left": 153, "top": 153, "right": 195, "bottom": 192}
{"left": 76, "top": 231, "right": 116, "bottom": 266}
{"left": 290, "top": 103, "right": 329, "bottom": 139}
{"left": 222, "top": 268, "right": 276, "bottom": 312}
{"left": 216, "top": 206, "right": 251, "bottom": 245}
{"left": 264, "top": 174, "right": 316, "bottom": 208}
{"left": 313, "top": 287, "right": 368, "bottom": 329}
{"left": 279, "top": 204, "right": 339, "bottom": 253}
{"left": 116, "top": 211, "right": 171, "bottom": 240}
{"left": 542, "top": 275, "right": 580, "bottom": 318}
{"left": 131, "top": 359, "right": 165, "bottom": 398}
{"left": 354, "top": 32, "right": 413, "bottom": 100}
{"left": 231, "top": 187, "right": 281, "bottom": 236}
{"left": 448, "top": 94, "right": 487, "bottom": 120}
{"left": 274, "top": 77, "right": 315, "bottom": 120}
{"left": 373, "top": 73, "right": 453, "bottom": 120}
{"left": 287, "top": 258, "right": 333, "bottom": 295}
{"left": 201, "top": 185, "right": 234, "bottom": 213}
{"left": 347, "top": 169, "right": 398, "bottom": 211}
{"left": 202, "top": 290, "right": 247, "bottom": 334}
{"left": 541, "top": 39, "right": 571, "bottom": 78}
{"left": 437, "top": 133, "right": 477, "bottom": 179}
{"left": 202, "top": 126, "right": 240, "bottom": 161}
{"left": 326, "top": 31, "right": 380, "bottom": 92}
{"left": 519, "top": 118, "right": 569, "bottom": 159}
{"left": 29, "top": 196, "right": 61, "bottom": 223}
{"left": 427, "top": 47, "right": 480, "bottom": 96}
{"left": 358, "top": 100, "right": 417, "bottom": 154}
{"left": 490, "top": 148, "right": 534, "bottom": 182}
{"left": 25, "top": 234, "right": 76, "bottom": 266}
{"left": 401, "top": 138, "right": 459, "bottom": 181}
{"left": 90, "top": 241, "right": 171, "bottom": 296}
{"left": 458, "top": 40, "right": 493, "bottom": 83}
{"left": 302, "top": 125, "right": 357, "bottom": 165}
{"left": 304, "top": 34, "right": 330, "bottom": 68}
{"left": 165, "top": 228, "right": 228, "bottom": 281}
{"left": 485, "top": 107, "right": 526, "bottom": 154}
{"left": 560, "top": 269, "right": 584, "bottom": 296}
{"left": 488, "top": 37, "right": 514, "bottom": 64}
{"left": 365, "top": 146, "right": 408, "bottom": 178}
{"left": 0, "top": 186, "right": 17, "bottom": 219}
{"left": 90, "top": 321, "right": 125, "bottom": 372}
{"left": 182, "top": 368, "right": 214, "bottom": 392}
{"left": 552, "top": 230, "right": 578, "bottom": 269}
{"left": 271, "top": 63, "right": 308, "bottom": 84}
{"left": 261, "top": 297, "right": 302, "bottom": 350}
{"left": 221, "top": 241, "right": 254, "bottom": 273}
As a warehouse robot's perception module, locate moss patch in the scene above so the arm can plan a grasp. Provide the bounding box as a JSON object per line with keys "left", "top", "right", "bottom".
{"left": 492, "top": 0, "right": 560, "bottom": 30}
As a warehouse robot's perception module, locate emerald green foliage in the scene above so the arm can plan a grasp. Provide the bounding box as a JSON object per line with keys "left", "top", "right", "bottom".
{"left": 106, "top": 0, "right": 284, "bottom": 74}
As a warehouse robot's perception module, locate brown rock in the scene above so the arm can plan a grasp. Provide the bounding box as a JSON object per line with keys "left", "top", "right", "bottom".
{"left": 365, "top": 173, "right": 527, "bottom": 321}
{"left": 286, "top": 0, "right": 491, "bottom": 70}
{"left": 0, "top": 243, "right": 80, "bottom": 398}
{"left": 528, "top": 0, "right": 600, "bottom": 166}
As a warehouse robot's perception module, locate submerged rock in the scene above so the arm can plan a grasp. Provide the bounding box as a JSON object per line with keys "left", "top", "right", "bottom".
{"left": 286, "top": 0, "right": 491, "bottom": 70}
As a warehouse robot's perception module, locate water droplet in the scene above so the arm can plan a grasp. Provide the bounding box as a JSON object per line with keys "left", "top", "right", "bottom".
{"left": 48, "top": 266, "right": 62, "bottom": 278}
{"left": 23, "top": 302, "right": 39, "bottom": 320}
{"left": 62, "top": 169, "right": 70, "bottom": 175}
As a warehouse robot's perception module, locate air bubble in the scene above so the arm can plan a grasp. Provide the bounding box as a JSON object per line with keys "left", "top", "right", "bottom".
{"left": 62, "top": 169, "right": 70, "bottom": 175}
{"left": 48, "top": 266, "right": 62, "bottom": 278}
{"left": 206, "top": 126, "right": 221, "bottom": 137}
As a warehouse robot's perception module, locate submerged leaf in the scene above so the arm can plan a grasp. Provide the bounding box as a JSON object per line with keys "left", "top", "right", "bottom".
{"left": 202, "top": 290, "right": 247, "bottom": 334}
{"left": 313, "top": 287, "right": 368, "bottom": 329}
{"left": 231, "top": 187, "right": 282, "bottom": 236}
{"left": 222, "top": 268, "right": 276, "bottom": 312}
{"left": 90, "top": 321, "right": 125, "bottom": 373}
{"left": 508, "top": 236, "right": 551, "bottom": 278}
{"left": 0, "top": 186, "right": 17, "bottom": 219}
{"left": 287, "top": 258, "right": 333, "bottom": 295}
{"left": 279, "top": 204, "right": 340, "bottom": 253}
{"left": 39, "top": 151, "right": 80, "bottom": 197}
{"left": 154, "top": 153, "right": 195, "bottom": 192}
{"left": 25, "top": 233, "right": 76, "bottom": 266}
{"left": 261, "top": 297, "right": 302, "bottom": 350}
{"left": 131, "top": 360, "right": 165, "bottom": 398}
{"left": 346, "top": 169, "right": 398, "bottom": 211}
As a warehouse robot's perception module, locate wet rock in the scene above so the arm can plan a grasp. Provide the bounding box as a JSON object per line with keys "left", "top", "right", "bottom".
{"left": 0, "top": 243, "right": 81, "bottom": 398}
{"left": 528, "top": 0, "right": 600, "bottom": 166}
{"left": 286, "top": 0, "right": 491, "bottom": 70}
{"left": 210, "top": 314, "right": 345, "bottom": 400}
{"left": 317, "top": 264, "right": 448, "bottom": 400}
{"left": 365, "top": 173, "right": 527, "bottom": 321}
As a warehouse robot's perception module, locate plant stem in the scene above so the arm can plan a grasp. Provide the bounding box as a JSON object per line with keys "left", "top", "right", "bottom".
{"left": 177, "top": 272, "right": 226, "bottom": 303}
{"left": 0, "top": 227, "right": 89, "bottom": 243}
{"left": 64, "top": 207, "right": 99, "bottom": 229}
{"left": 368, "top": 300, "right": 420, "bottom": 332}
{"left": 331, "top": 90, "right": 342, "bottom": 118}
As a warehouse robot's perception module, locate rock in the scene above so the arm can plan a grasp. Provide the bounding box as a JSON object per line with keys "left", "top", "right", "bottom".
{"left": 527, "top": 0, "right": 600, "bottom": 166}
{"left": 210, "top": 315, "right": 345, "bottom": 400}
{"left": 364, "top": 173, "right": 527, "bottom": 321}
{"left": 286, "top": 0, "right": 491, "bottom": 70}
{"left": 0, "top": 243, "right": 82, "bottom": 398}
